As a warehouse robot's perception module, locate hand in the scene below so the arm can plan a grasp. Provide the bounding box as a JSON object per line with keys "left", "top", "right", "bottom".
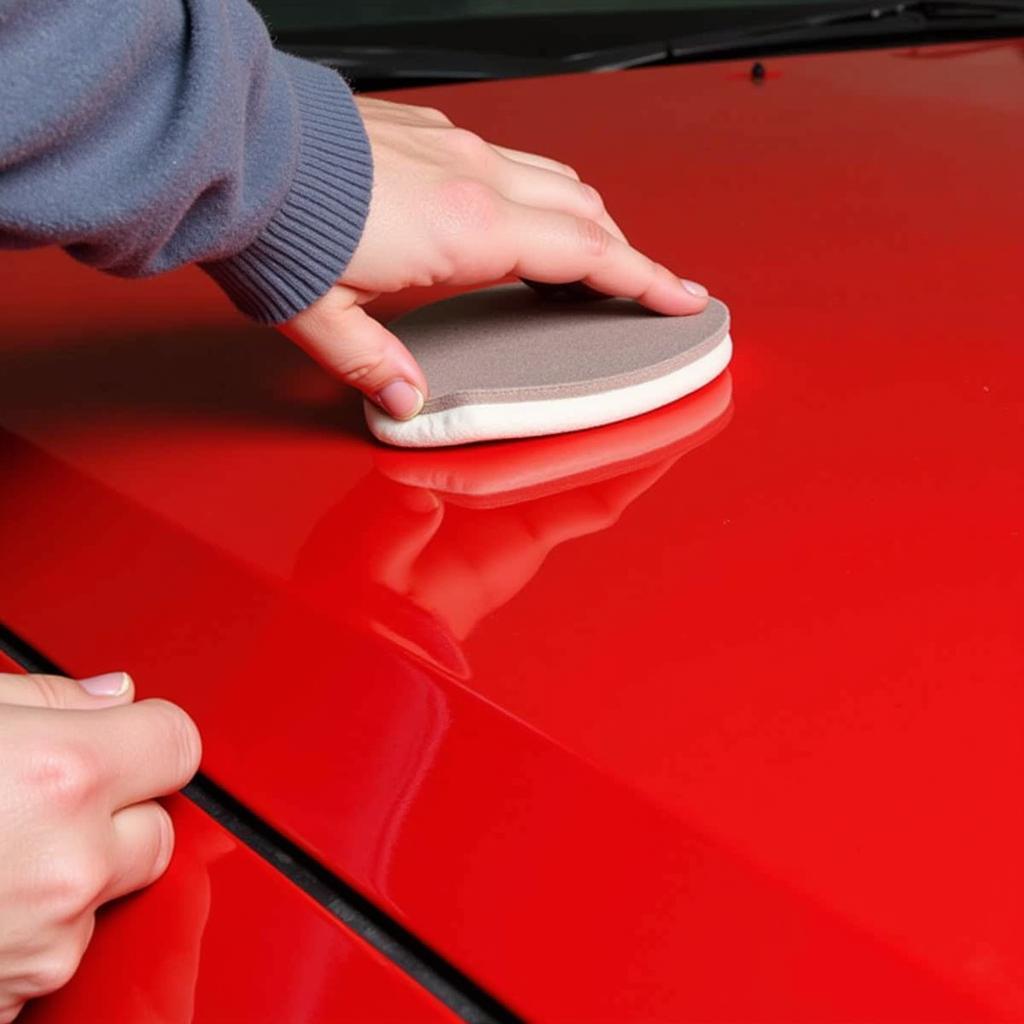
{"left": 0, "top": 672, "right": 201, "bottom": 1022}
{"left": 279, "top": 96, "right": 709, "bottom": 420}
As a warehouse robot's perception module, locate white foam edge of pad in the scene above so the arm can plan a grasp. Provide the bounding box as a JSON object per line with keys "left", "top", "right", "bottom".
{"left": 366, "top": 332, "right": 732, "bottom": 448}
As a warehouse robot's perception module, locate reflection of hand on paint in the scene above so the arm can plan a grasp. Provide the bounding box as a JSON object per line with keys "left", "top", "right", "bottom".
{"left": 373, "top": 460, "right": 680, "bottom": 642}
{"left": 294, "top": 373, "right": 733, "bottom": 679}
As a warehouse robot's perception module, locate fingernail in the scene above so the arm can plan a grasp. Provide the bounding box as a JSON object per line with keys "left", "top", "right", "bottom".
{"left": 377, "top": 380, "right": 424, "bottom": 421}
{"left": 78, "top": 671, "right": 132, "bottom": 697}
{"left": 681, "top": 279, "right": 709, "bottom": 297}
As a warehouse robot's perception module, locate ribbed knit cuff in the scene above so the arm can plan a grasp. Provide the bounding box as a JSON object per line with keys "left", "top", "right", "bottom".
{"left": 202, "top": 55, "right": 373, "bottom": 324}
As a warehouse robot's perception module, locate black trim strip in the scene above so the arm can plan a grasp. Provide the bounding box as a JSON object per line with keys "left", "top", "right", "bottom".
{"left": 0, "top": 622, "right": 521, "bottom": 1024}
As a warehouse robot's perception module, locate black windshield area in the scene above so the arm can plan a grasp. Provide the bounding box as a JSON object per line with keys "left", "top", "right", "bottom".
{"left": 254, "top": 0, "right": 1024, "bottom": 87}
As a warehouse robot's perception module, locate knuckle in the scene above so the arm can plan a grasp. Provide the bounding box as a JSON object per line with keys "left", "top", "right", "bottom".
{"left": 145, "top": 700, "right": 201, "bottom": 783}
{"left": 24, "top": 674, "right": 72, "bottom": 709}
{"left": 26, "top": 947, "right": 84, "bottom": 997}
{"left": 421, "top": 105, "right": 452, "bottom": 125}
{"left": 576, "top": 217, "right": 610, "bottom": 258}
{"left": 561, "top": 162, "right": 581, "bottom": 180}
{"left": 579, "top": 182, "right": 606, "bottom": 213}
{"left": 436, "top": 178, "right": 501, "bottom": 237}
{"left": 445, "top": 127, "right": 488, "bottom": 162}
{"left": 338, "top": 350, "right": 389, "bottom": 388}
{"left": 42, "top": 854, "right": 106, "bottom": 919}
{"left": 30, "top": 743, "right": 101, "bottom": 810}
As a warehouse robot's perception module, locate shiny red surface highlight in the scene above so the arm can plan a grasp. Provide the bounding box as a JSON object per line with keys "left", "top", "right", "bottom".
{"left": 0, "top": 652, "right": 454, "bottom": 1022}
{"left": 1, "top": 40, "right": 1023, "bottom": 1022}
{"left": 16, "top": 794, "right": 457, "bottom": 1024}
{"left": 0, "top": 668, "right": 456, "bottom": 1023}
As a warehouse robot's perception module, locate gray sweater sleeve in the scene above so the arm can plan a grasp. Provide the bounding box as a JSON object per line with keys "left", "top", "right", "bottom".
{"left": 0, "top": 0, "right": 373, "bottom": 323}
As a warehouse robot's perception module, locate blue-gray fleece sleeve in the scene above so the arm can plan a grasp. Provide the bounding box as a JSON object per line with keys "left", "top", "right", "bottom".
{"left": 0, "top": 0, "right": 373, "bottom": 323}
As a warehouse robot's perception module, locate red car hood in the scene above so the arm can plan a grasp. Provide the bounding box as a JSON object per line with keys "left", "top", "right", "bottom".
{"left": 2, "top": 40, "right": 1023, "bottom": 1021}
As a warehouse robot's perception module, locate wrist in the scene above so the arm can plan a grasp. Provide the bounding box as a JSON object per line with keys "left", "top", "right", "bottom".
{"left": 202, "top": 56, "right": 373, "bottom": 324}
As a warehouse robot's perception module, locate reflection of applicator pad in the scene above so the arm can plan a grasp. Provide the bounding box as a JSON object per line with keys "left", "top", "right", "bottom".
{"left": 365, "top": 284, "right": 732, "bottom": 448}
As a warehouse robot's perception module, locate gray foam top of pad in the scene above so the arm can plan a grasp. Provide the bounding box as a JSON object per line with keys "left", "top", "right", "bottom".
{"left": 389, "top": 286, "right": 730, "bottom": 414}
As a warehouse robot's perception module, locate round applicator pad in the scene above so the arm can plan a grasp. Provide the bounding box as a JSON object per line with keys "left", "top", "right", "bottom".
{"left": 365, "top": 284, "right": 732, "bottom": 448}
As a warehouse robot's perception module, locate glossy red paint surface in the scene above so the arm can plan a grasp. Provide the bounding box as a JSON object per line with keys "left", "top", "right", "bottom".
{"left": 1, "top": 40, "right": 1023, "bottom": 1022}
{"left": 0, "top": 651, "right": 23, "bottom": 674}
{"left": 0, "top": 655, "right": 456, "bottom": 1023}
{"left": 20, "top": 796, "right": 458, "bottom": 1024}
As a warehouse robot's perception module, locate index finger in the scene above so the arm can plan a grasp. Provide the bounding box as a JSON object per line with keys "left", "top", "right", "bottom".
{"left": 499, "top": 200, "right": 710, "bottom": 316}
{"left": 74, "top": 698, "right": 202, "bottom": 809}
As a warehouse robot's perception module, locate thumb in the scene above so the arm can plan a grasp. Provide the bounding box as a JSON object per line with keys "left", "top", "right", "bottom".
{"left": 279, "top": 285, "right": 428, "bottom": 421}
{"left": 0, "top": 670, "right": 135, "bottom": 709}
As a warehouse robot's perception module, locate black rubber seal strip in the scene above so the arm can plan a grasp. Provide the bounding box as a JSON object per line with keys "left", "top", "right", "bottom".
{"left": 0, "top": 622, "right": 521, "bottom": 1024}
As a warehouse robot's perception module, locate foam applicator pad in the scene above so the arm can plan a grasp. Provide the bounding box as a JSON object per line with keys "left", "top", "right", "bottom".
{"left": 365, "top": 284, "right": 732, "bottom": 448}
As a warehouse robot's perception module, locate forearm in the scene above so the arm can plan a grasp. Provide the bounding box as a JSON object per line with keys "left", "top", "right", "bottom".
{"left": 0, "top": 0, "right": 372, "bottom": 322}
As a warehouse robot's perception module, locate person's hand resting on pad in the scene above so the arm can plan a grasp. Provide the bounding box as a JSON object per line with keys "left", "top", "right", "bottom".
{"left": 0, "top": 0, "right": 711, "bottom": 1013}
{"left": 2, "top": 3, "right": 709, "bottom": 426}
{"left": 280, "top": 97, "right": 710, "bottom": 420}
